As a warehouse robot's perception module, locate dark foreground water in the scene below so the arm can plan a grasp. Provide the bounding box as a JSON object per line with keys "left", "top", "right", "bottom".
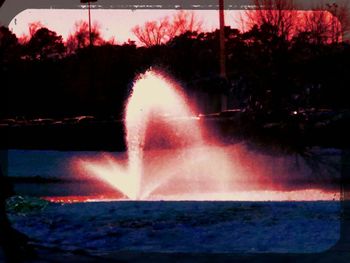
{"left": 8, "top": 201, "right": 340, "bottom": 254}
{"left": 4, "top": 148, "right": 342, "bottom": 255}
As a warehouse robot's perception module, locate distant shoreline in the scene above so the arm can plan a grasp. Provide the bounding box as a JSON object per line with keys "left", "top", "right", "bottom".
{"left": 1, "top": 112, "right": 348, "bottom": 152}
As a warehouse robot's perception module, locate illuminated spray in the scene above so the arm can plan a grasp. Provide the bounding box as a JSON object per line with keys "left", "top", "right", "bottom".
{"left": 78, "top": 69, "right": 236, "bottom": 200}
{"left": 76, "top": 70, "right": 338, "bottom": 201}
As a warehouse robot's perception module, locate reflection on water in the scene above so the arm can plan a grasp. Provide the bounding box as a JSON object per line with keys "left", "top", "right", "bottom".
{"left": 8, "top": 144, "right": 341, "bottom": 201}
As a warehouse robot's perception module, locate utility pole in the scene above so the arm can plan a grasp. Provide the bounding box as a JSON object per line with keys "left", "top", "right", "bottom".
{"left": 81, "top": 0, "right": 97, "bottom": 47}
{"left": 88, "top": 0, "right": 92, "bottom": 47}
{"left": 219, "top": 0, "right": 226, "bottom": 79}
{"left": 219, "top": 0, "right": 228, "bottom": 111}
{"left": 80, "top": 0, "right": 98, "bottom": 112}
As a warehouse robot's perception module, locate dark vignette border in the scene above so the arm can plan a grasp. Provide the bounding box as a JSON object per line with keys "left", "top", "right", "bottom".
{"left": 1, "top": 0, "right": 349, "bottom": 262}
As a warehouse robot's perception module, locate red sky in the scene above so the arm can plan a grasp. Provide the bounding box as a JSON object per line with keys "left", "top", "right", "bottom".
{"left": 9, "top": 9, "right": 243, "bottom": 45}
{"left": 8, "top": 8, "right": 346, "bottom": 46}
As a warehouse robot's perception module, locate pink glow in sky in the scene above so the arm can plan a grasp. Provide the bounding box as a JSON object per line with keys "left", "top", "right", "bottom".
{"left": 9, "top": 9, "right": 243, "bottom": 44}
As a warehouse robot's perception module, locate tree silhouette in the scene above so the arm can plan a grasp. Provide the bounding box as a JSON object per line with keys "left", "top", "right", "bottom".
{"left": 331, "top": 2, "right": 350, "bottom": 42}
{"left": 242, "top": 0, "right": 299, "bottom": 40}
{"left": 28, "top": 21, "right": 44, "bottom": 38}
{"left": 14, "top": 21, "right": 45, "bottom": 45}
{"left": 0, "top": 26, "right": 20, "bottom": 63}
{"left": 132, "top": 11, "right": 202, "bottom": 46}
{"left": 0, "top": 10, "right": 349, "bottom": 127}
{"left": 295, "top": 3, "right": 350, "bottom": 45}
{"left": 132, "top": 18, "right": 169, "bottom": 47}
{"left": 241, "top": 0, "right": 350, "bottom": 45}
{"left": 26, "top": 27, "right": 65, "bottom": 60}
{"left": 168, "top": 10, "right": 203, "bottom": 39}
{"left": 299, "top": 10, "right": 337, "bottom": 45}
{"left": 66, "top": 20, "right": 103, "bottom": 53}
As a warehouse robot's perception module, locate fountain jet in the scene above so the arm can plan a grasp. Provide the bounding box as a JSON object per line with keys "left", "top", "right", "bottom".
{"left": 77, "top": 69, "right": 238, "bottom": 200}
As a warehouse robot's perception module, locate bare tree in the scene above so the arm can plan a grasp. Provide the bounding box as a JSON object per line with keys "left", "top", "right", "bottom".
{"left": 132, "top": 18, "right": 170, "bottom": 47}
{"left": 300, "top": 10, "right": 334, "bottom": 44}
{"left": 66, "top": 20, "right": 103, "bottom": 53}
{"left": 241, "top": 0, "right": 299, "bottom": 40}
{"left": 325, "top": 2, "right": 350, "bottom": 43}
{"left": 168, "top": 10, "right": 203, "bottom": 39}
{"left": 240, "top": 0, "right": 349, "bottom": 44}
{"left": 132, "top": 11, "right": 202, "bottom": 46}
{"left": 299, "top": 1, "right": 350, "bottom": 45}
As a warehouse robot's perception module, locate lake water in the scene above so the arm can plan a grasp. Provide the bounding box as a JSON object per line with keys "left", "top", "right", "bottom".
{"left": 5, "top": 148, "right": 343, "bottom": 253}
{"left": 6, "top": 145, "right": 342, "bottom": 200}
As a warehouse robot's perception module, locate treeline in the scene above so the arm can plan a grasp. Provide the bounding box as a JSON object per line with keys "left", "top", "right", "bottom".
{"left": 1, "top": 14, "right": 350, "bottom": 119}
